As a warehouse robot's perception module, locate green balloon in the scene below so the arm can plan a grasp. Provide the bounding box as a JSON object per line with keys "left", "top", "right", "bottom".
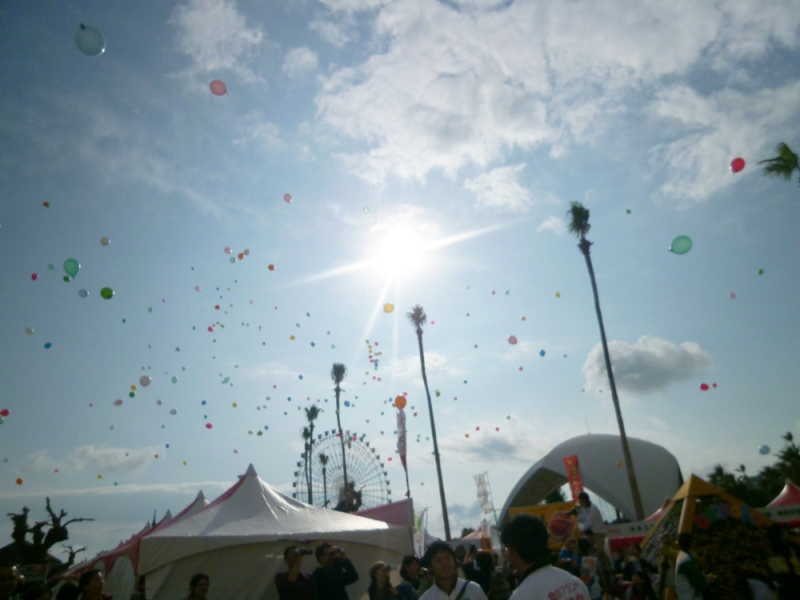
{"left": 670, "top": 235, "right": 692, "bottom": 255}
{"left": 100, "top": 287, "right": 114, "bottom": 299}
{"left": 63, "top": 258, "right": 80, "bottom": 278}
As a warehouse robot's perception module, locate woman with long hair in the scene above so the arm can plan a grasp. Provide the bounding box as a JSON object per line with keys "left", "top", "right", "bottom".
{"left": 186, "top": 573, "right": 210, "bottom": 600}
{"left": 397, "top": 556, "right": 425, "bottom": 600}
{"left": 369, "top": 562, "right": 398, "bottom": 600}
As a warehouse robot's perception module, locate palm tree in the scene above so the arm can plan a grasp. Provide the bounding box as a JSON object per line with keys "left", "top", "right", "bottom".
{"left": 759, "top": 142, "right": 799, "bottom": 184}
{"left": 305, "top": 405, "right": 321, "bottom": 504}
{"left": 319, "top": 452, "right": 329, "bottom": 507}
{"left": 330, "top": 363, "right": 350, "bottom": 510}
{"left": 407, "top": 305, "right": 451, "bottom": 540}
{"left": 301, "top": 426, "right": 312, "bottom": 503}
{"left": 567, "top": 202, "right": 645, "bottom": 521}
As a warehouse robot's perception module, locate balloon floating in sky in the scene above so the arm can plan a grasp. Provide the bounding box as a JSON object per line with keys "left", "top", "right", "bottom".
{"left": 170, "top": 409, "right": 177, "bottom": 415}
{"left": 395, "top": 395, "right": 406, "bottom": 410}
{"left": 699, "top": 383, "right": 709, "bottom": 391}
{"left": 140, "top": 375, "right": 151, "bottom": 387}
{"left": 284, "top": 193, "right": 292, "bottom": 203}
{"left": 100, "top": 287, "right": 114, "bottom": 299}
{"left": 0, "top": 409, "right": 9, "bottom": 417}
{"left": 113, "top": 399, "right": 123, "bottom": 406}
{"left": 759, "top": 444, "right": 770, "bottom": 455}
{"left": 507, "top": 336, "right": 517, "bottom": 345}
{"left": 209, "top": 80, "right": 227, "bottom": 96}
{"left": 171, "top": 376, "right": 178, "bottom": 384}
{"left": 78, "top": 289, "right": 88, "bottom": 298}
{"left": 669, "top": 235, "right": 693, "bottom": 255}
{"left": 74, "top": 24, "right": 106, "bottom": 56}
{"left": 44, "top": 343, "right": 52, "bottom": 349}
{"left": 730, "top": 157, "right": 746, "bottom": 173}
{"left": 43, "top": 202, "right": 50, "bottom": 208}
{"left": 31, "top": 273, "right": 38, "bottom": 281}
{"left": 269, "top": 264, "right": 275, "bottom": 271}
{"left": 25, "top": 327, "right": 33, "bottom": 335}
{"left": 383, "top": 303, "right": 394, "bottom": 313}
{"left": 205, "top": 423, "right": 213, "bottom": 429}
{"left": 100, "top": 237, "right": 110, "bottom": 246}
{"left": 539, "top": 349, "right": 546, "bottom": 357}
{"left": 63, "top": 259, "right": 80, "bottom": 278}
{"left": 758, "top": 269, "right": 764, "bottom": 275}
{"left": 729, "top": 292, "right": 736, "bottom": 299}
{"left": 16, "top": 478, "right": 23, "bottom": 486}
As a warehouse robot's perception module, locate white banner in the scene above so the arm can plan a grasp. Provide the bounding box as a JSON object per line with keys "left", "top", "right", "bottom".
{"left": 413, "top": 508, "right": 426, "bottom": 557}
{"left": 474, "top": 473, "right": 494, "bottom": 513}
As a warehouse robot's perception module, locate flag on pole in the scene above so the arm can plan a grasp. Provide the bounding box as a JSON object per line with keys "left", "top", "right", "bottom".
{"left": 474, "top": 473, "right": 494, "bottom": 513}
{"left": 563, "top": 455, "right": 584, "bottom": 503}
{"left": 413, "top": 508, "right": 427, "bottom": 557}
{"left": 397, "top": 408, "right": 407, "bottom": 471}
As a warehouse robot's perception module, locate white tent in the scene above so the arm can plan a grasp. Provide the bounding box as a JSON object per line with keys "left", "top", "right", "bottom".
{"left": 139, "top": 465, "right": 412, "bottom": 600}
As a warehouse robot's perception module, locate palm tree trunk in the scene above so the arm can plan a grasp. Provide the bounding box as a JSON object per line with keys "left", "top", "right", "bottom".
{"left": 308, "top": 424, "right": 314, "bottom": 505}
{"left": 580, "top": 238, "right": 645, "bottom": 521}
{"left": 335, "top": 384, "right": 349, "bottom": 506}
{"left": 416, "top": 327, "right": 452, "bottom": 540}
{"left": 323, "top": 468, "right": 328, "bottom": 507}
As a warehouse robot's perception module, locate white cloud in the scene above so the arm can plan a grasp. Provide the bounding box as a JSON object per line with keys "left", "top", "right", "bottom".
{"left": 464, "top": 164, "right": 531, "bottom": 211}
{"left": 310, "top": 18, "right": 352, "bottom": 47}
{"left": 26, "top": 446, "right": 162, "bottom": 473}
{"left": 233, "top": 112, "right": 286, "bottom": 152}
{"left": 283, "top": 47, "right": 320, "bottom": 79}
{"left": 314, "top": 0, "right": 800, "bottom": 186}
{"left": 582, "top": 336, "right": 713, "bottom": 395}
{"left": 651, "top": 81, "right": 800, "bottom": 203}
{"left": 170, "top": 0, "right": 265, "bottom": 83}
{"left": 385, "top": 352, "right": 465, "bottom": 388}
{"left": 536, "top": 215, "right": 566, "bottom": 235}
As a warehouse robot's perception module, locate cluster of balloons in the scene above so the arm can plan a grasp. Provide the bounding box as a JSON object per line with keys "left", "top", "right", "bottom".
{"left": 224, "top": 247, "right": 251, "bottom": 263}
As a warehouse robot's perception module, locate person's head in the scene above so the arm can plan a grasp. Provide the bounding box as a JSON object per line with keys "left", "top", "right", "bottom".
{"left": 400, "top": 556, "right": 421, "bottom": 581}
{"left": 576, "top": 537, "right": 591, "bottom": 557}
{"left": 188, "top": 574, "right": 209, "bottom": 598}
{"left": 475, "top": 552, "right": 493, "bottom": 573}
{"left": 677, "top": 532, "right": 694, "bottom": 552}
{"left": 284, "top": 546, "right": 302, "bottom": 569}
{"left": 627, "top": 542, "right": 641, "bottom": 558}
{"left": 577, "top": 492, "right": 590, "bottom": 508}
{"left": 370, "top": 562, "right": 390, "bottom": 586}
{"left": 315, "top": 543, "right": 340, "bottom": 567}
{"left": 423, "top": 542, "right": 456, "bottom": 583}
{"left": 0, "top": 564, "right": 19, "bottom": 600}
{"left": 500, "top": 515, "right": 550, "bottom": 571}
{"left": 78, "top": 570, "right": 103, "bottom": 597}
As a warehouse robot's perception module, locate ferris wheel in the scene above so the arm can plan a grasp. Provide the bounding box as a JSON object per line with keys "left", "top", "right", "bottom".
{"left": 292, "top": 430, "right": 391, "bottom": 511}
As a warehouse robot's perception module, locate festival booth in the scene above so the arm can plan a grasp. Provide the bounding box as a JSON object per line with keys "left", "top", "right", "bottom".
{"left": 139, "top": 465, "right": 412, "bottom": 600}
{"left": 640, "top": 475, "right": 777, "bottom": 600}
{"left": 760, "top": 478, "right": 800, "bottom": 528}
{"left": 64, "top": 491, "right": 209, "bottom": 600}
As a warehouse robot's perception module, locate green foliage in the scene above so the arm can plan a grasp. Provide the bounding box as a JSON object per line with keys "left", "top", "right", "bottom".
{"left": 330, "top": 363, "right": 347, "bottom": 385}
{"left": 758, "top": 142, "right": 799, "bottom": 183}
{"left": 407, "top": 305, "right": 427, "bottom": 330}
{"left": 567, "top": 201, "right": 591, "bottom": 239}
{"left": 707, "top": 432, "right": 800, "bottom": 507}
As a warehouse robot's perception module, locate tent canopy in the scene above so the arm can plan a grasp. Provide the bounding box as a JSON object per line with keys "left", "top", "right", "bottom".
{"left": 768, "top": 479, "right": 800, "bottom": 507}
{"left": 499, "top": 434, "right": 683, "bottom": 522}
{"left": 139, "top": 464, "right": 412, "bottom": 600}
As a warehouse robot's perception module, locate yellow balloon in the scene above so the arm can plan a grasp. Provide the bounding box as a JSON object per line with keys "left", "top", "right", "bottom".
{"left": 384, "top": 303, "right": 394, "bottom": 313}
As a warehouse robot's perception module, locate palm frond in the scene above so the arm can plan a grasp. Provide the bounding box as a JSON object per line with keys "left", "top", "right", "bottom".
{"left": 305, "top": 405, "right": 320, "bottom": 422}
{"left": 406, "top": 305, "right": 426, "bottom": 328}
{"left": 301, "top": 426, "right": 311, "bottom": 440}
{"left": 759, "top": 142, "right": 799, "bottom": 180}
{"left": 318, "top": 453, "right": 328, "bottom": 466}
{"left": 567, "top": 202, "right": 591, "bottom": 239}
{"left": 330, "top": 363, "right": 347, "bottom": 385}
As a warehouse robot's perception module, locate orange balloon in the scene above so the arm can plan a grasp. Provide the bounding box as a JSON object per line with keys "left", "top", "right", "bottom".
{"left": 15, "top": 478, "right": 23, "bottom": 485}
{"left": 209, "top": 80, "right": 227, "bottom": 96}
{"left": 395, "top": 395, "right": 407, "bottom": 409}
{"left": 269, "top": 264, "right": 275, "bottom": 271}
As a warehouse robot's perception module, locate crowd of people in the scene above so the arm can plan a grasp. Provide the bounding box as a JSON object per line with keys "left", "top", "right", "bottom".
{"left": 0, "top": 491, "right": 798, "bottom": 600}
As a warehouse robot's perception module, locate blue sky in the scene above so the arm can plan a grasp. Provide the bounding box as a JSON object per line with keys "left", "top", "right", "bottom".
{"left": 1, "top": 0, "right": 800, "bottom": 556}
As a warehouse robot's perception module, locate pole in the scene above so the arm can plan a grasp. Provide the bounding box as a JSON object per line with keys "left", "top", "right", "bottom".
{"left": 485, "top": 472, "right": 499, "bottom": 527}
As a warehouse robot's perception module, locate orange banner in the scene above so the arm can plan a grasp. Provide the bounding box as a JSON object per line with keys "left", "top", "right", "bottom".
{"left": 509, "top": 503, "right": 578, "bottom": 550}
{"left": 563, "top": 455, "right": 584, "bottom": 503}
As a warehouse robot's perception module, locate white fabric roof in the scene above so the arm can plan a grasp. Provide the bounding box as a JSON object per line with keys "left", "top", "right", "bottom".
{"left": 139, "top": 464, "right": 412, "bottom": 600}
{"left": 499, "top": 434, "right": 682, "bottom": 522}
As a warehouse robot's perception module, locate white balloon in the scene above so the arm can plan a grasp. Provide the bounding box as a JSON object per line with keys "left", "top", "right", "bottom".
{"left": 74, "top": 24, "right": 106, "bottom": 57}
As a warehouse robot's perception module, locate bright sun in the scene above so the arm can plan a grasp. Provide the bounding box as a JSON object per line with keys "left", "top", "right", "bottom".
{"left": 373, "top": 227, "right": 428, "bottom": 278}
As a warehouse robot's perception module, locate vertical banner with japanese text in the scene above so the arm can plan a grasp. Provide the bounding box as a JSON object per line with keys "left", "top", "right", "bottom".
{"left": 563, "top": 454, "right": 584, "bottom": 503}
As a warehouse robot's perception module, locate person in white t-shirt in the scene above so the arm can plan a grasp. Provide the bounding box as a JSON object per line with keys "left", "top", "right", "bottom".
{"left": 419, "top": 542, "right": 488, "bottom": 600}
{"left": 569, "top": 493, "right": 608, "bottom": 579}
{"left": 501, "top": 514, "right": 590, "bottom": 600}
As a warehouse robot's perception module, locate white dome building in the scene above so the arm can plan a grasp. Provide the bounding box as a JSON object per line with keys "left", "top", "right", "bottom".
{"left": 499, "top": 434, "right": 683, "bottom": 522}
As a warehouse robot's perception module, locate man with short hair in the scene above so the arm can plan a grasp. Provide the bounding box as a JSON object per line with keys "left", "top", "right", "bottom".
{"left": 313, "top": 543, "right": 359, "bottom": 600}
{"left": 501, "top": 514, "right": 590, "bottom": 600}
{"left": 419, "top": 542, "right": 487, "bottom": 600}
{"left": 675, "top": 532, "right": 715, "bottom": 600}
{"left": 0, "top": 563, "right": 19, "bottom": 600}
{"left": 277, "top": 546, "right": 317, "bottom": 600}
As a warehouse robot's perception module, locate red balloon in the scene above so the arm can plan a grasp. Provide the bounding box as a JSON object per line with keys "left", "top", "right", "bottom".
{"left": 0, "top": 409, "right": 9, "bottom": 417}
{"left": 31, "top": 273, "right": 38, "bottom": 281}
{"left": 730, "top": 157, "right": 745, "bottom": 173}
{"left": 205, "top": 423, "right": 213, "bottom": 429}
{"left": 699, "top": 383, "right": 709, "bottom": 391}
{"left": 284, "top": 193, "right": 292, "bottom": 203}
{"left": 209, "top": 80, "right": 227, "bottom": 96}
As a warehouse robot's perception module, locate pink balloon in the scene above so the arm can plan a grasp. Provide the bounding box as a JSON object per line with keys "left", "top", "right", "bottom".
{"left": 209, "top": 80, "right": 227, "bottom": 96}
{"left": 284, "top": 193, "right": 292, "bottom": 203}
{"left": 730, "top": 157, "right": 745, "bottom": 173}
{"left": 508, "top": 335, "right": 517, "bottom": 345}
{"left": 113, "top": 399, "right": 123, "bottom": 406}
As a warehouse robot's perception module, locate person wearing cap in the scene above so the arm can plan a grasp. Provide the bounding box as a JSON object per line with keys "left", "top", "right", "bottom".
{"left": 501, "top": 514, "right": 589, "bottom": 600}
{"left": 368, "top": 562, "right": 397, "bottom": 600}
{"left": 419, "top": 542, "right": 487, "bottom": 600}
{"left": 277, "top": 546, "right": 317, "bottom": 600}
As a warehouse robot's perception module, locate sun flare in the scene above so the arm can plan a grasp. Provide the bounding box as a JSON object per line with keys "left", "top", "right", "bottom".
{"left": 373, "top": 227, "right": 428, "bottom": 279}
